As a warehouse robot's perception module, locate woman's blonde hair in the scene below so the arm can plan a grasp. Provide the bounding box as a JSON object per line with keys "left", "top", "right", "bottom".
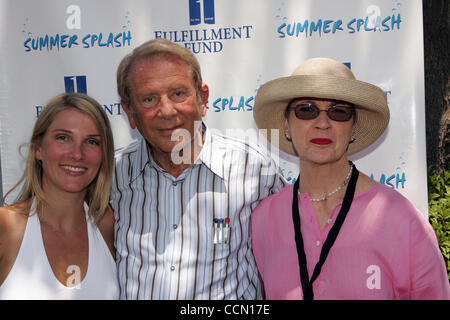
{"left": 3, "top": 93, "right": 114, "bottom": 224}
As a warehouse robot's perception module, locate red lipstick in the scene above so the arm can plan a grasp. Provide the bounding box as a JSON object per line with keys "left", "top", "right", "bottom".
{"left": 311, "top": 138, "right": 332, "bottom": 145}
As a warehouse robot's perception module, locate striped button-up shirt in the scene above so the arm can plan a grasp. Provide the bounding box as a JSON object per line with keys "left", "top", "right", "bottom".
{"left": 110, "top": 125, "right": 286, "bottom": 299}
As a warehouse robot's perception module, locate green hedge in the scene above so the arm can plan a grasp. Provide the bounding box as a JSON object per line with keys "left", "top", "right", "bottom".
{"left": 427, "top": 166, "right": 450, "bottom": 280}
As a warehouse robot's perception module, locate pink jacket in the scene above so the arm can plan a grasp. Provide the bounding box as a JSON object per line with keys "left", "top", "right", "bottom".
{"left": 252, "top": 183, "right": 450, "bottom": 300}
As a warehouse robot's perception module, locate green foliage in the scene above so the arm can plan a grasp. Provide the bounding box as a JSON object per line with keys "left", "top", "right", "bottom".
{"left": 427, "top": 166, "right": 450, "bottom": 279}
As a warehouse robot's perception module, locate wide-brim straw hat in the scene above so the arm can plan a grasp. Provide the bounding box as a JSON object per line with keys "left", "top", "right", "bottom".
{"left": 253, "top": 57, "right": 390, "bottom": 156}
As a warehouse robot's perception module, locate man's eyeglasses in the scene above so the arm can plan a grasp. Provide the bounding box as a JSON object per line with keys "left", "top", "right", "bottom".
{"left": 287, "top": 102, "right": 354, "bottom": 122}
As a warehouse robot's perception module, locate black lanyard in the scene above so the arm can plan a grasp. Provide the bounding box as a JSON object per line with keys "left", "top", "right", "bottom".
{"left": 292, "top": 164, "right": 359, "bottom": 300}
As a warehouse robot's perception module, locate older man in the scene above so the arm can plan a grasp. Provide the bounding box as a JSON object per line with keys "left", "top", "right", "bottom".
{"left": 110, "top": 38, "right": 286, "bottom": 299}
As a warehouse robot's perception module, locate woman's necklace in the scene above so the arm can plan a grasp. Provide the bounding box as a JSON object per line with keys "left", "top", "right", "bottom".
{"left": 305, "top": 163, "right": 354, "bottom": 202}
{"left": 38, "top": 210, "right": 85, "bottom": 236}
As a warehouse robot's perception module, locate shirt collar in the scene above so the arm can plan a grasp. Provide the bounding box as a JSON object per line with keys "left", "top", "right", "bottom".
{"left": 196, "top": 122, "right": 225, "bottom": 179}
{"left": 128, "top": 135, "right": 152, "bottom": 184}
{"left": 130, "top": 121, "right": 225, "bottom": 183}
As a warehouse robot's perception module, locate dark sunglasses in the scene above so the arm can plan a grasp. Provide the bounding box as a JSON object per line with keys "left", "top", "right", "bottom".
{"left": 287, "top": 102, "right": 354, "bottom": 122}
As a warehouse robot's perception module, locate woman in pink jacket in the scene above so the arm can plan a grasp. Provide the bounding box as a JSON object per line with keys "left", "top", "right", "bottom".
{"left": 251, "top": 57, "right": 449, "bottom": 300}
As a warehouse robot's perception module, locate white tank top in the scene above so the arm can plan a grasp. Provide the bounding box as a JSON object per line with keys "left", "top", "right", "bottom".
{"left": 0, "top": 203, "right": 119, "bottom": 299}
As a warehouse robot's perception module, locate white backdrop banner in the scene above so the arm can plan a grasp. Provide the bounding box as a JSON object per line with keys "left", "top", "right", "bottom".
{"left": 0, "top": 0, "right": 428, "bottom": 215}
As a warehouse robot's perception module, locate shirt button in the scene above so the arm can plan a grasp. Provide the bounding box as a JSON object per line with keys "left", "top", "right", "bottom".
{"left": 173, "top": 224, "right": 178, "bottom": 230}
{"left": 327, "top": 219, "right": 333, "bottom": 224}
{"left": 316, "top": 240, "right": 321, "bottom": 246}
{"left": 170, "top": 266, "right": 175, "bottom": 271}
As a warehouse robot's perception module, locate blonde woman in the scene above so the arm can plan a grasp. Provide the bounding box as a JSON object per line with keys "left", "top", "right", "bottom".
{"left": 0, "top": 93, "right": 119, "bottom": 299}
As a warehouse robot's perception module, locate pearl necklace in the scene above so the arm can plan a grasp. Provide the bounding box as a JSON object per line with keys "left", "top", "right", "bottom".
{"left": 307, "top": 163, "right": 353, "bottom": 202}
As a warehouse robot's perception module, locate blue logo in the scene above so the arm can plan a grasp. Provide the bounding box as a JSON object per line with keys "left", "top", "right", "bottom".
{"left": 155, "top": 0, "right": 252, "bottom": 54}
{"left": 189, "top": 0, "right": 215, "bottom": 25}
{"left": 64, "top": 76, "right": 87, "bottom": 93}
